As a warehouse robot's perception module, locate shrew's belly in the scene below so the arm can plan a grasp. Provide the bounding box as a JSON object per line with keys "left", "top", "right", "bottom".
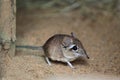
{"left": 49, "top": 56, "right": 78, "bottom": 62}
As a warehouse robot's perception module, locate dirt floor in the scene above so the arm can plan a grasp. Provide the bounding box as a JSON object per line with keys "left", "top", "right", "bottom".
{"left": 4, "top": 9, "right": 120, "bottom": 80}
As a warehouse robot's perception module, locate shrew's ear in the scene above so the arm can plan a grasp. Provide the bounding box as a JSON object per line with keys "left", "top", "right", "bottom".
{"left": 71, "top": 32, "right": 76, "bottom": 38}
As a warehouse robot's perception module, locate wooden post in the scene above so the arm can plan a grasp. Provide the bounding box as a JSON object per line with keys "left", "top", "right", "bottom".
{"left": 0, "top": 0, "right": 16, "bottom": 79}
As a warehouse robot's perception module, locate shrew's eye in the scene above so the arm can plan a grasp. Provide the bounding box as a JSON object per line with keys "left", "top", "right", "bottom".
{"left": 72, "top": 46, "right": 77, "bottom": 50}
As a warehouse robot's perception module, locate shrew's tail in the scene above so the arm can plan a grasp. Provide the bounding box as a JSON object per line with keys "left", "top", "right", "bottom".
{"left": 16, "top": 45, "right": 42, "bottom": 50}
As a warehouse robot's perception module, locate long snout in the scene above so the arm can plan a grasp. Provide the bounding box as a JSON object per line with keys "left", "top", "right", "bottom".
{"left": 86, "top": 53, "right": 89, "bottom": 59}
{"left": 82, "top": 49, "right": 90, "bottom": 59}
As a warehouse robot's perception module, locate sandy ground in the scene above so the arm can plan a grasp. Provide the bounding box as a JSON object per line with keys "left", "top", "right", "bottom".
{"left": 3, "top": 9, "right": 120, "bottom": 80}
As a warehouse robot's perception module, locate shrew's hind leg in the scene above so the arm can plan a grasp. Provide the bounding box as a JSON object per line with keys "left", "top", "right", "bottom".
{"left": 45, "top": 56, "right": 52, "bottom": 65}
